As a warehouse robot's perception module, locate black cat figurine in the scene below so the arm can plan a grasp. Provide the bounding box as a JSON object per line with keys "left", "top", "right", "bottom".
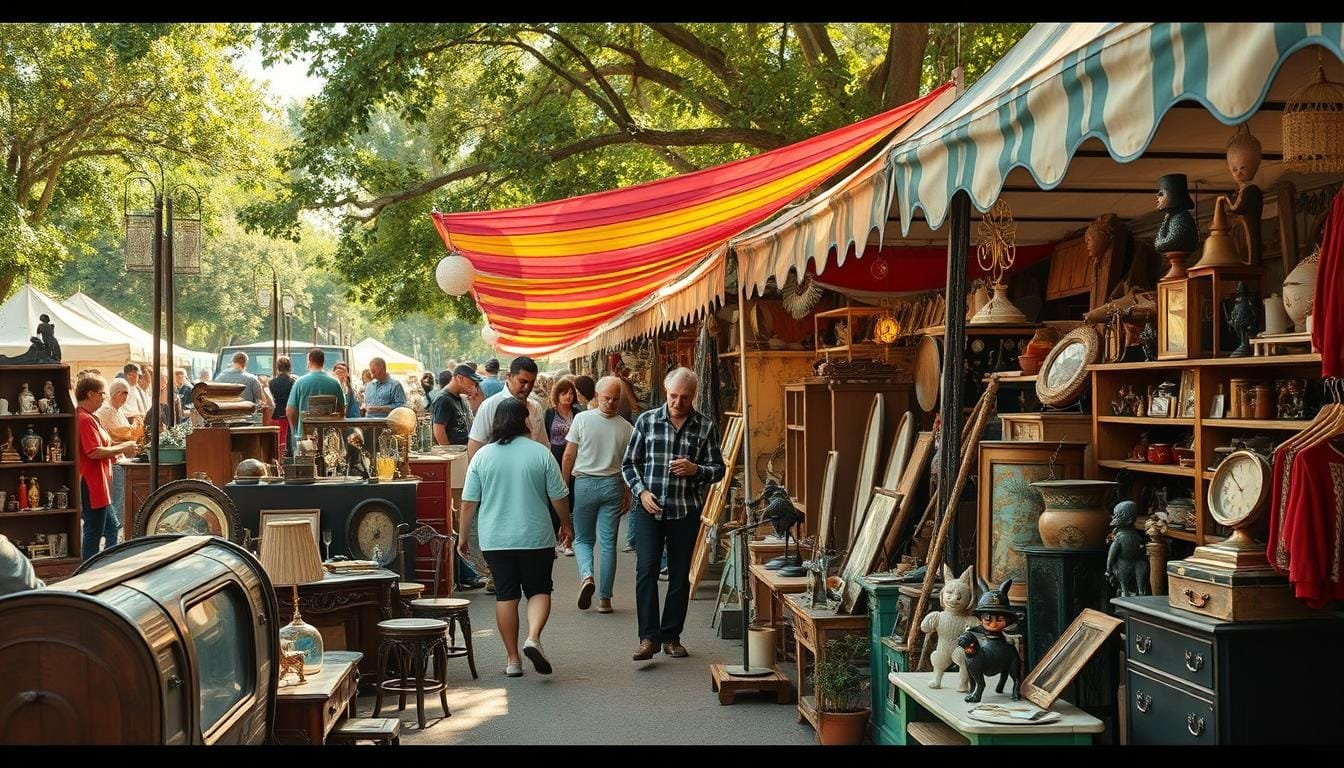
{"left": 958, "top": 577, "right": 1023, "bottom": 703}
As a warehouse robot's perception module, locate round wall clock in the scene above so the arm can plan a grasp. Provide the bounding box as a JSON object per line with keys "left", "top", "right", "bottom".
{"left": 873, "top": 312, "right": 901, "bottom": 344}
{"left": 1206, "top": 449, "right": 1271, "bottom": 532}
{"left": 346, "top": 498, "right": 402, "bottom": 566}
{"left": 1035, "top": 325, "right": 1100, "bottom": 408}
{"left": 134, "top": 479, "right": 242, "bottom": 543}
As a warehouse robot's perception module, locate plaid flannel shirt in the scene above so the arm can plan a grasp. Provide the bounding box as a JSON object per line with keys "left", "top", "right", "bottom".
{"left": 621, "top": 405, "right": 725, "bottom": 521}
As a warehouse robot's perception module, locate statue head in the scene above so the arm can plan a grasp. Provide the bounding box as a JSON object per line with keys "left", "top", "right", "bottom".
{"left": 1156, "top": 173, "right": 1194, "bottom": 212}
{"left": 1226, "top": 125, "right": 1262, "bottom": 185}
{"left": 1085, "top": 213, "right": 1118, "bottom": 256}
{"left": 39, "top": 314, "right": 50, "bottom": 324}
{"left": 1110, "top": 500, "right": 1139, "bottom": 528}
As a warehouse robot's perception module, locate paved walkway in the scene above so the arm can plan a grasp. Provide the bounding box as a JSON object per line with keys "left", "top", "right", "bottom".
{"left": 354, "top": 532, "right": 818, "bottom": 745}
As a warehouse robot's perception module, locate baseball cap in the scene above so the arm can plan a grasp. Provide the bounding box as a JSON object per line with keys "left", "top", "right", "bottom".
{"left": 454, "top": 364, "right": 483, "bottom": 383}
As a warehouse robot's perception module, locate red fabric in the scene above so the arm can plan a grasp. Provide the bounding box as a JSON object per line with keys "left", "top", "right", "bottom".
{"left": 271, "top": 417, "right": 288, "bottom": 457}
{"left": 809, "top": 241, "right": 1056, "bottom": 294}
{"left": 78, "top": 407, "right": 113, "bottom": 509}
{"left": 1312, "top": 189, "right": 1344, "bottom": 377}
{"left": 1275, "top": 441, "right": 1344, "bottom": 608}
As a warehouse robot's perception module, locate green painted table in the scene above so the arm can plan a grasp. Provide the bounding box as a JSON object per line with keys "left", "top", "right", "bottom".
{"left": 887, "top": 671, "right": 1102, "bottom": 745}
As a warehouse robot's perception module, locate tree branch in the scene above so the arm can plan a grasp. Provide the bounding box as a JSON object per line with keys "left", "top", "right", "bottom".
{"left": 527, "top": 26, "right": 636, "bottom": 129}
{"left": 573, "top": 58, "right": 734, "bottom": 120}
{"left": 648, "top": 23, "right": 735, "bottom": 86}
{"left": 792, "top": 23, "right": 847, "bottom": 104}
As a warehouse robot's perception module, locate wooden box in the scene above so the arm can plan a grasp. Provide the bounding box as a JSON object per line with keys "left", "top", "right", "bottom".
{"left": 187, "top": 425, "right": 278, "bottom": 487}
{"left": 997, "top": 412, "right": 1094, "bottom": 472}
{"left": 1185, "top": 265, "right": 1264, "bottom": 359}
{"left": 1166, "top": 558, "right": 1316, "bottom": 622}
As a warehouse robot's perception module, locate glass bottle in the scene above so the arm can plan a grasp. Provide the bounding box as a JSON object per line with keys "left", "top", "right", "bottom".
{"left": 48, "top": 427, "right": 62, "bottom": 462}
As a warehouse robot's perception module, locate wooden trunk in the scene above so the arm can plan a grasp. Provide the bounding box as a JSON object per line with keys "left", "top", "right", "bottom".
{"left": 186, "top": 425, "right": 278, "bottom": 487}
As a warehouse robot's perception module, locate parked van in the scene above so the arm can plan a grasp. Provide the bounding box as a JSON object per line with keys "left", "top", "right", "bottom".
{"left": 214, "top": 341, "right": 352, "bottom": 379}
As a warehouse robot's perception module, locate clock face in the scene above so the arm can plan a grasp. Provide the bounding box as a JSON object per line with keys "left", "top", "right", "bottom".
{"left": 135, "top": 479, "right": 242, "bottom": 543}
{"left": 1207, "top": 450, "right": 1270, "bottom": 528}
{"left": 873, "top": 314, "right": 900, "bottom": 344}
{"left": 347, "top": 500, "right": 401, "bottom": 565}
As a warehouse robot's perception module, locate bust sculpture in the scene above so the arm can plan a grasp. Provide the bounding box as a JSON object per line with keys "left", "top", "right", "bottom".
{"left": 1223, "top": 280, "right": 1259, "bottom": 357}
{"left": 1221, "top": 125, "right": 1264, "bottom": 265}
{"left": 1154, "top": 173, "right": 1198, "bottom": 258}
{"left": 36, "top": 314, "right": 61, "bottom": 362}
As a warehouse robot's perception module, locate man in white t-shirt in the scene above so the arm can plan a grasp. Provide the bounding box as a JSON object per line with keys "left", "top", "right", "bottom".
{"left": 466, "top": 356, "right": 546, "bottom": 461}
{"left": 120, "top": 363, "right": 150, "bottom": 420}
{"left": 561, "top": 376, "right": 634, "bottom": 614}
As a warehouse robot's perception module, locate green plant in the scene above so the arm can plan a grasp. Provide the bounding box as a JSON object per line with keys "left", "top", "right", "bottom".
{"left": 813, "top": 633, "right": 870, "bottom": 713}
{"left": 158, "top": 418, "right": 194, "bottom": 449}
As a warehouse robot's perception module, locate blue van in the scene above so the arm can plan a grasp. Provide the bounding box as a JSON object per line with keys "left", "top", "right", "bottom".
{"left": 214, "top": 341, "right": 352, "bottom": 378}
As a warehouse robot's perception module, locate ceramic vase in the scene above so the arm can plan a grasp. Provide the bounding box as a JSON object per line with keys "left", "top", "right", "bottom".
{"left": 1263, "top": 293, "right": 1292, "bottom": 334}
{"left": 1282, "top": 252, "right": 1319, "bottom": 332}
{"left": 20, "top": 426, "right": 43, "bottom": 463}
{"left": 1031, "top": 480, "right": 1117, "bottom": 549}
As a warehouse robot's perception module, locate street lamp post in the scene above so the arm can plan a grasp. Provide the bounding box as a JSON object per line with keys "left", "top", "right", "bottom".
{"left": 281, "top": 292, "right": 296, "bottom": 360}
{"left": 253, "top": 265, "right": 280, "bottom": 376}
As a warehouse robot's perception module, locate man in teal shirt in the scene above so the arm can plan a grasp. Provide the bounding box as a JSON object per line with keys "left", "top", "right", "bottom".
{"left": 286, "top": 348, "right": 346, "bottom": 442}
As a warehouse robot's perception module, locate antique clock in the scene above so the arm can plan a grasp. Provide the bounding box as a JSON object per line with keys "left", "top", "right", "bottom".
{"left": 1206, "top": 449, "right": 1271, "bottom": 544}
{"left": 872, "top": 312, "right": 901, "bottom": 344}
{"left": 134, "top": 479, "right": 243, "bottom": 543}
{"left": 346, "top": 498, "right": 402, "bottom": 566}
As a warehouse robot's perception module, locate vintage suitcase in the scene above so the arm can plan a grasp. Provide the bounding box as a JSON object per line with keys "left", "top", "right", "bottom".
{"left": 1166, "top": 556, "right": 1317, "bottom": 622}
{"left": 0, "top": 535, "right": 280, "bottom": 744}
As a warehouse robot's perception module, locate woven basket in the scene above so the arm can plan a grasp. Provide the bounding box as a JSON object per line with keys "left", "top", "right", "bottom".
{"left": 1282, "top": 65, "right": 1344, "bottom": 174}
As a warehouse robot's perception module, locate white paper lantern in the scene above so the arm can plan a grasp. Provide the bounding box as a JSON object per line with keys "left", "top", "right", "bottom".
{"left": 481, "top": 324, "right": 500, "bottom": 347}
{"left": 435, "top": 253, "right": 475, "bottom": 296}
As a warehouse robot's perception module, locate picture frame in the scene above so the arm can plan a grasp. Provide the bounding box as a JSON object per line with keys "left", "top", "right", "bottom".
{"left": 838, "top": 488, "right": 902, "bottom": 614}
{"left": 1209, "top": 393, "right": 1227, "bottom": 419}
{"left": 1021, "top": 608, "right": 1124, "bottom": 710}
{"left": 1148, "top": 393, "right": 1172, "bottom": 418}
{"left": 259, "top": 509, "right": 321, "bottom": 561}
{"left": 134, "top": 479, "right": 243, "bottom": 543}
{"left": 977, "top": 441, "right": 1086, "bottom": 604}
{"left": 1178, "top": 369, "right": 1197, "bottom": 418}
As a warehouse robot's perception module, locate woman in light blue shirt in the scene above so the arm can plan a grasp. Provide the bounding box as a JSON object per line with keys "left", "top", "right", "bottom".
{"left": 460, "top": 398, "right": 573, "bottom": 677}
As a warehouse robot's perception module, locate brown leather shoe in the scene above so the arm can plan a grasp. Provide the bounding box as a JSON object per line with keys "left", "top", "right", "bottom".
{"left": 597, "top": 598, "right": 613, "bottom": 613}
{"left": 662, "top": 641, "right": 689, "bottom": 658}
{"left": 632, "top": 639, "right": 657, "bottom": 660}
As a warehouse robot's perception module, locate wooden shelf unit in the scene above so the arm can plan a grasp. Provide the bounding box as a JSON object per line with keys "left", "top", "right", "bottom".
{"left": 0, "top": 363, "right": 81, "bottom": 579}
{"left": 721, "top": 350, "right": 816, "bottom": 507}
{"left": 1090, "top": 353, "right": 1322, "bottom": 546}
{"left": 814, "top": 306, "right": 887, "bottom": 362}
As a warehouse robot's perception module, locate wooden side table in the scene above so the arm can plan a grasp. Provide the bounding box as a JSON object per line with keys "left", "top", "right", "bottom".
{"left": 888, "top": 671, "right": 1102, "bottom": 745}
{"left": 749, "top": 564, "right": 808, "bottom": 659}
{"left": 275, "top": 650, "right": 362, "bottom": 745}
{"left": 782, "top": 592, "right": 869, "bottom": 735}
{"left": 278, "top": 569, "right": 398, "bottom": 690}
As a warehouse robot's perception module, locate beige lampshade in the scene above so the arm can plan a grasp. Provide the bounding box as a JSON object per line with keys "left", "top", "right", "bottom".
{"left": 259, "top": 521, "right": 325, "bottom": 587}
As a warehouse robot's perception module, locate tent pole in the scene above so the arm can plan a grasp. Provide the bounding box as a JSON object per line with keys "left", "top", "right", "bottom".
{"left": 937, "top": 190, "right": 971, "bottom": 572}
{"left": 165, "top": 197, "right": 175, "bottom": 427}
{"left": 149, "top": 193, "right": 163, "bottom": 494}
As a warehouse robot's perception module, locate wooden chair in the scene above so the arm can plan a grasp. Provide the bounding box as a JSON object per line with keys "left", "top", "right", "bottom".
{"left": 400, "top": 524, "right": 479, "bottom": 680}
{"left": 394, "top": 522, "right": 447, "bottom": 611}
{"left": 327, "top": 717, "right": 402, "bottom": 745}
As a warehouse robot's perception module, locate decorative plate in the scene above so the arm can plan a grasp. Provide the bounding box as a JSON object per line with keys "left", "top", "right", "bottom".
{"left": 967, "top": 705, "right": 1060, "bottom": 725}
{"left": 346, "top": 498, "right": 403, "bottom": 567}
{"left": 134, "top": 479, "right": 243, "bottom": 543}
{"left": 1035, "top": 326, "right": 1100, "bottom": 408}
{"left": 914, "top": 334, "right": 943, "bottom": 413}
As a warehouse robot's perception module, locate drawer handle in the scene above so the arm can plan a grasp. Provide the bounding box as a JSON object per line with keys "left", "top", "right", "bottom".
{"left": 1186, "top": 714, "right": 1205, "bottom": 737}
{"left": 1184, "top": 650, "right": 1204, "bottom": 673}
{"left": 1134, "top": 634, "right": 1152, "bottom": 654}
{"left": 167, "top": 674, "right": 183, "bottom": 689}
{"left": 1135, "top": 691, "right": 1151, "bottom": 713}
{"left": 1183, "top": 589, "right": 1211, "bottom": 608}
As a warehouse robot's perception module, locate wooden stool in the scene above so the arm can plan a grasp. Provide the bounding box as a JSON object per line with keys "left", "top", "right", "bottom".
{"left": 373, "top": 618, "right": 451, "bottom": 729}
{"left": 397, "top": 583, "right": 426, "bottom": 616}
{"left": 328, "top": 717, "right": 402, "bottom": 745}
{"left": 409, "top": 597, "right": 479, "bottom": 680}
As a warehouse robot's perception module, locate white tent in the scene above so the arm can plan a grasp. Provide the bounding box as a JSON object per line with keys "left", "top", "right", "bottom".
{"left": 64, "top": 291, "right": 212, "bottom": 374}
{"left": 0, "top": 284, "right": 143, "bottom": 376}
{"left": 351, "top": 337, "right": 424, "bottom": 377}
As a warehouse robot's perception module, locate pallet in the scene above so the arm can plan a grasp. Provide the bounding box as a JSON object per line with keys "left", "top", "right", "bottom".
{"left": 709, "top": 663, "right": 794, "bottom": 705}
{"left": 1251, "top": 331, "right": 1313, "bottom": 357}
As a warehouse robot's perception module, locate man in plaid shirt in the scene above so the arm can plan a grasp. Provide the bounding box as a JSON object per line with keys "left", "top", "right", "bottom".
{"left": 621, "top": 367, "right": 724, "bottom": 661}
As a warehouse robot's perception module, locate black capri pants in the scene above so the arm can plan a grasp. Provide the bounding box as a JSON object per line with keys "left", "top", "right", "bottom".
{"left": 482, "top": 548, "right": 556, "bottom": 601}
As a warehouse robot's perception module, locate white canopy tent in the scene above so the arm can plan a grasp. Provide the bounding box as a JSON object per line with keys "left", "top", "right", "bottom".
{"left": 351, "top": 337, "right": 424, "bottom": 377}
{"left": 64, "top": 291, "right": 213, "bottom": 375}
{"left": 0, "top": 284, "right": 142, "bottom": 376}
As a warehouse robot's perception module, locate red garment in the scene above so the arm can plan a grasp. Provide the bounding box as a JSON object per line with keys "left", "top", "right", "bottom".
{"left": 77, "top": 407, "right": 114, "bottom": 509}
{"left": 1312, "top": 189, "right": 1344, "bottom": 377}
{"left": 1266, "top": 444, "right": 1301, "bottom": 575}
{"left": 1275, "top": 440, "right": 1344, "bottom": 608}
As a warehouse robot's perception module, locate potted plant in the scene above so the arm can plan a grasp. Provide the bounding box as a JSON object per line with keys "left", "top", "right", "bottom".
{"left": 152, "top": 419, "right": 193, "bottom": 464}
{"left": 813, "top": 632, "right": 871, "bottom": 745}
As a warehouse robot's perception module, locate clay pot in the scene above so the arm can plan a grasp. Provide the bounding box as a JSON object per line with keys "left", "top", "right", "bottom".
{"left": 817, "top": 709, "right": 871, "bottom": 746}
{"left": 1017, "top": 352, "right": 1046, "bottom": 376}
{"left": 1147, "top": 443, "right": 1174, "bottom": 465}
{"left": 1282, "top": 251, "right": 1318, "bottom": 332}
{"left": 1031, "top": 480, "right": 1118, "bottom": 549}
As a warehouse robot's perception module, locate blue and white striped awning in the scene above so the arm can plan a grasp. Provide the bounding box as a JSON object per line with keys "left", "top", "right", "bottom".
{"left": 890, "top": 22, "right": 1344, "bottom": 234}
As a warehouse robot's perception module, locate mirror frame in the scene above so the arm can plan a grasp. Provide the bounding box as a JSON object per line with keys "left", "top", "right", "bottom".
{"left": 1035, "top": 325, "right": 1099, "bottom": 408}
{"left": 1021, "top": 608, "right": 1123, "bottom": 710}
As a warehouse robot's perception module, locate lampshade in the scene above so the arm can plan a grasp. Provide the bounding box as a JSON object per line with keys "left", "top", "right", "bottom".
{"left": 259, "top": 521, "right": 325, "bottom": 587}
{"left": 436, "top": 252, "right": 476, "bottom": 295}
{"left": 481, "top": 324, "right": 500, "bottom": 347}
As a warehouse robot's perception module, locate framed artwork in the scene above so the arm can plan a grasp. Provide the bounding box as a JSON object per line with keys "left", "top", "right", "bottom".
{"left": 1178, "top": 369, "right": 1197, "bottom": 418}
{"left": 1148, "top": 393, "right": 1172, "bottom": 418}
{"left": 838, "top": 488, "right": 902, "bottom": 614}
{"left": 259, "top": 509, "right": 321, "bottom": 561}
{"left": 1157, "top": 279, "right": 1190, "bottom": 359}
{"left": 847, "top": 394, "right": 885, "bottom": 547}
{"left": 134, "top": 479, "right": 243, "bottom": 544}
{"left": 878, "top": 432, "right": 936, "bottom": 568}
{"left": 1022, "top": 608, "right": 1124, "bottom": 710}
{"left": 976, "top": 442, "right": 1085, "bottom": 604}
{"left": 1209, "top": 393, "right": 1227, "bottom": 419}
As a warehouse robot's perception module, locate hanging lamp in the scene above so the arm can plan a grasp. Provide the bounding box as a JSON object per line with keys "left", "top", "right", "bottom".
{"left": 1282, "top": 51, "right": 1344, "bottom": 174}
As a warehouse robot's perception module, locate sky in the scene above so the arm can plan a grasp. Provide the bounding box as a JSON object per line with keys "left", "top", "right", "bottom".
{"left": 237, "top": 44, "right": 324, "bottom": 105}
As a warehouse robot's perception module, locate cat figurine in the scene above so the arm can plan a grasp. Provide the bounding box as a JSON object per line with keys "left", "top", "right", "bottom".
{"left": 919, "top": 564, "right": 977, "bottom": 691}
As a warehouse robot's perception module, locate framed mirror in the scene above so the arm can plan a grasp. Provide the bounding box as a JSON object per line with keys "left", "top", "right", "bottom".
{"left": 1021, "top": 608, "right": 1123, "bottom": 710}
{"left": 914, "top": 334, "right": 942, "bottom": 412}
{"left": 1035, "top": 326, "right": 1099, "bottom": 408}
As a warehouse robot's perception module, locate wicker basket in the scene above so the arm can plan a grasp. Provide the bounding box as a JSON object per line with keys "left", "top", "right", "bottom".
{"left": 1282, "top": 64, "right": 1344, "bottom": 174}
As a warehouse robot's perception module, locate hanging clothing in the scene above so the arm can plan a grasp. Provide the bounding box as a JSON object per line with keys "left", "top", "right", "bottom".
{"left": 1313, "top": 188, "right": 1344, "bottom": 378}
{"left": 1266, "top": 439, "right": 1344, "bottom": 608}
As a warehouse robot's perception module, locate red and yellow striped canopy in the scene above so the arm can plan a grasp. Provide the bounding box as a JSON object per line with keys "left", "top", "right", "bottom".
{"left": 431, "top": 84, "right": 950, "bottom": 356}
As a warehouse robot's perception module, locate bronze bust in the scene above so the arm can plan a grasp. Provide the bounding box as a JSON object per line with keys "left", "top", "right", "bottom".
{"left": 1154, "top": 173, "right": 1198, "bottom": 256}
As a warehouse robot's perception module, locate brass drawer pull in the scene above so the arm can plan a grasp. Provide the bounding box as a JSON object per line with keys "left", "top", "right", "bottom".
{"left": 1135, "top": 691, "right": 1152, "bottom": 713}
{"left": 1184, "top": 650, "right": 1204, "bottom": 673}
{"left": 1134, "top": 634, "right": 1152, "bottom": 654}
{"left": 1183, "top": 589, "right": 1211, "bottom": 608}
{"left": 1186, "top": 714, "right": 1205, "bottom": 737}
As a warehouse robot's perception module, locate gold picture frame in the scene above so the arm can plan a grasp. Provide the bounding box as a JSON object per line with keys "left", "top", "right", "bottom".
{"left": 259, "top": 509, "right": 322, "bottom": 561}
{"left": 1178, "top": 369, "right": 1197, "bottom": 418}
{"left": 1021, "top": 608, "right": 1124, "bottom": 710}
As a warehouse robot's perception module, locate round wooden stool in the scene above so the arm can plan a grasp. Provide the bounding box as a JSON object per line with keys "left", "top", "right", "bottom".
{"left": 409, "top": 597, "right": 478, "bottom": 680}
{"left": 373, "top": 618, "right": 451, "bottom": 729}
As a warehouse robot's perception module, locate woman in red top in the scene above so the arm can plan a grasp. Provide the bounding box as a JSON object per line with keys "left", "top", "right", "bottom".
{"left": 76, "top": 375, "right": 139, "bottom": 561}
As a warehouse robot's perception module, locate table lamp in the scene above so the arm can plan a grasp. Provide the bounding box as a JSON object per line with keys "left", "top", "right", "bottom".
{"left": 260, "top": 520, "right": 326, "bottom": 677}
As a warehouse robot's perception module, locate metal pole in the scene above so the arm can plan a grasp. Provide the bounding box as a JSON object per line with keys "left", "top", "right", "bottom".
{"left": 937, "top": 190, "right": 972, "bottom": 570}
{"left": 165, "top": 196, "right": 176, "bottom": 427}
{"left": 149, "top": 193, "right": 163, "bottom": 493}
{"left": 311, "top": 309, "right": 318, "bottom": 347}
{"left": 271, "top": 270, "right": 279, "bottom": 378}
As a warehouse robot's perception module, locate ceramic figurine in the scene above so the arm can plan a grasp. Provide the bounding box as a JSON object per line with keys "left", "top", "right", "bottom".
{"left": 919, "top": 565, "right": 978, "bottom": 692}
{"left": 1139, "top": 321, "right": 1157, "bottom": 362}
{"left": 1154, "top": 173, "right": 1198, "bottom": 257}
{"left": 0, "top": 428, "right": 18, "bottom": 463}
{"left": 1106, "top": 501, "right": 1151, "bottom": 597}
{"left": 17, "top": 383, "right": 37, "bottom": 415}
{"left": 1222, "top": 125, "right": 1264, "bottom": 265}
{"left": 27, "top": 476, "right": 40, "bottom": 511}
{"left": 36, "top": 314, "right": 61, "bottom": 362}
{"left": 0, "top": 398, "right": 8, "bottom": 416}
{"left": 1223, "top": 280, "right": 1258, "bottom": 357}
{"left": 47, "top": 427, "right": 62, "bottom": 462}
{"left": 20, "top": 425, "right": 43, "bottom": 463}
{"left": 958, "top": 578, "right": 1023, "bottom": 703}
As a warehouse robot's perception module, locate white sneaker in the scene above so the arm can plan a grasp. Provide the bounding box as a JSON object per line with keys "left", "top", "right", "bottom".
{"left": 562, "top": 546, "right": 575, "bottom": 556}
{"left": 505, "top": 661, "right": 523, "bottom": 677}
{"left": 523, "top": 638, "right": 552, "bottom": 675}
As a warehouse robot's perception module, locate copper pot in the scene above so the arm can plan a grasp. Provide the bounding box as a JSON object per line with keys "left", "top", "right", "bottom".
{"left": 1147, "top": 443, "right": 1174, "bottom": 465}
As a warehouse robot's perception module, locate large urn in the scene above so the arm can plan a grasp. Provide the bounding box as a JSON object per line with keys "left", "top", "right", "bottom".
{"left": 1282, "top": 250, "right": 1319, "bottom": 332}
{"left": 1030, "top": 479, "right": 1118, "bottom": 549}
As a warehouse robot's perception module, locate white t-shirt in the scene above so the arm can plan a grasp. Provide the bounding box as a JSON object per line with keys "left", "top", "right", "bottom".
{"left": 95, "top": 403, "right": 131, "bottom": 433}
{"left": 468, "top": 388, "right": 546, "bottom": 446}
{"left": 566, "top": 409, "right": 634, "bottom": 477}
{"left": 122, "top": 385, "right": 150, "bottom": 418}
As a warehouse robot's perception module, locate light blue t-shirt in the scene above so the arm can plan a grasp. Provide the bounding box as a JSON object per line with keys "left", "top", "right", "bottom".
{"left": 479, "top": 377, "right": 504, "bottom": 398}
{"left": 463, "top": 437, "right": 568, "bottom": 551}
{"left": 363, "top": 376, "right": 406, "bottom": 412}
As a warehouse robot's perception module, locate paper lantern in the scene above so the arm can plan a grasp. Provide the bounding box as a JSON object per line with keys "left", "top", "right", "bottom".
{"left": 435, "top": 253, "right": 475, "bottom": 296}
{"left": 481, "top": 325, "right": 500, "bottom": 347}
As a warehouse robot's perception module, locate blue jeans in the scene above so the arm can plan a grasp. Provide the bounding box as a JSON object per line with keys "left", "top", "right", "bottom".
{"left": 624, "top": 515, "right": 668, "bottom": 568}
{"left": 572, "top": 475, "right": 624, "bottom": 599}
{"left": 109, "top": 463, "right": 125, "bottom": 534}
{"left": 80, "top": 480, "right": 119, "bottom": 562}
{"left": 631, "top": 509, "right": 699, "bottom": 644}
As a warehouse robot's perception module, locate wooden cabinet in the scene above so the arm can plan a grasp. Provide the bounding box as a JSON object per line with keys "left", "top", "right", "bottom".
{"left": 1045, "top": 233, "right": 1091, "bottom": 300}
{"left": 0, "top": 363, "right": 81, "bottom": 580}
{"left": 814, "top": 305, "right": 888, "bottom": 361}
{"left": 186, "top": 425, "right": 278, "bottom": 487}
{"left": 784, "top": 592, "right": 869, "bottom": 737}
{"left": 998, "top": 412, "right": 1094, "bottom": 471}
{"left": 274, "top": 650, "right": 361, "bottom": 745}
{"left": 408, "top": 456, "right": 454, "bottom": 596}
{"left": 279, "top": 569, "right": 398, "bottom": 692}
{"left": 117, "top": 460, "right": 186, "bottom": 540}
{"left": 1113, "top": 596, "right": 1343, "bottom": 744}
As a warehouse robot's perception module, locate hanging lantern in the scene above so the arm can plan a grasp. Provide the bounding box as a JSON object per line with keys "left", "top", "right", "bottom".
{"left": 969, "top": 199, "right": 1030, "bottom": 325}
{"left": 435, "top": 252, "right": 475, "bottom": 296}
{"left": 481, "top": 324, "right": 500, "bottom": 347}
{"left": 1282, "top": 55, "right": 1344, "bottom": 174}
